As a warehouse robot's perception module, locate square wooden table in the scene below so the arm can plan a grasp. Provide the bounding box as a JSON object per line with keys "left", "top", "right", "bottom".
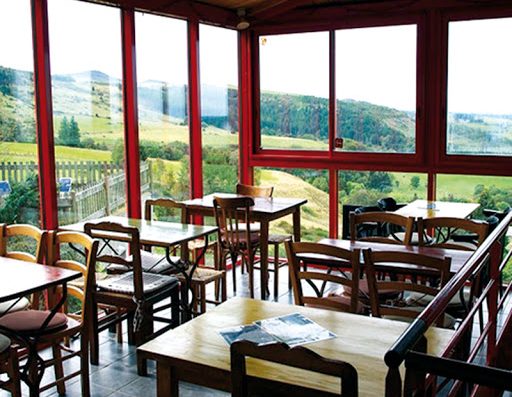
{"left": 0, "top": 256, "right": 81, "bottom": 396}
{"left": 394, "top": 199, "right": 480, "bottom": 219}
{"left": 138, "top": 297, "right": 454, "bottom": 397}
{"left": 317, "top": 238, "right": 474, "bottom": 275}
{"left": 182, "top": 194, "right": 307, "bottom": 299}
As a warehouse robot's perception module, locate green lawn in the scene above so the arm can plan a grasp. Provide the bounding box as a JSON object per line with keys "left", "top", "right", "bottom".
{"left": 0, "top": 142, "right": 112, "bottom": 162}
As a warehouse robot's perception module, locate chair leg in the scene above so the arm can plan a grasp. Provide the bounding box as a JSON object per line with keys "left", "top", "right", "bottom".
{"left": 52, "top": 343, "right": 66, "bottom": 395}
{"left": 246, "top": 254, "right": 255, "bottom": 299}
{"left": 200, "top": 284, "right": 207, "bottom": 313}
{"left": 8, "top": 348, "right": 22, "bottom": 397}
{"left": 230, "top": 252, "right": 238, "bottom": 294}
{"left": 80, "top": 334, "right": 90, "bottom": 397}
{"left": 171, "top": 287, "right": 180, "bottom": 327}
{"left": 221, "top": 271, "right": 227, "bottom": 303}
{"left": 274, "top": 243, "right": 279, "bottom": 298}
{"left": 90, "top": 299, "right": 100, "bottom": 365}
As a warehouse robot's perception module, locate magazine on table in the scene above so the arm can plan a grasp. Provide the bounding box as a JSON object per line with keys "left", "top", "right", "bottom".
{"left": 219, "top": 312, "right": 336, "bottom": 348}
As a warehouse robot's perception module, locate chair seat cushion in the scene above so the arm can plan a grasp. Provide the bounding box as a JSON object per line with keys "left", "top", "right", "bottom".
{"left": 0, "top": 310, "right": 68, "bottom": 333}
{"left": 343, "top": 279, "right": 399, "bottom": 301}
{"left": 178, "top": 267, "right": 224, "bottom": 283}
{"left": 220, "top": 229, "right": 260, "bottom": 244}
{"left": 0, "top": 334, "right": 11, "bottom": 353}
{"left": 407, "top": 287, "right": 471, "bottom": 308}
{"left": 0, "top": 297, "right": 30, "bottom": 315}
{"left": 107, "top": 251, "right": 180, "bottom": 274}
{"left": 326, "top": 291, "right": 365, "bottom": 314}
{"left": 268, "top": 234, "right": 291, "bottom": 244}
{"left": 238, "top": 222, "right": 260, "bottom": 232}
{"left": 188, "top": 239, "right": 216, "bottom": 251}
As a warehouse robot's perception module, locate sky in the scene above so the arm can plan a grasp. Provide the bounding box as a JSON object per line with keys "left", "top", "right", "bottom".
{"left": 0, "top": 0, "right": 511, "bottom": 115}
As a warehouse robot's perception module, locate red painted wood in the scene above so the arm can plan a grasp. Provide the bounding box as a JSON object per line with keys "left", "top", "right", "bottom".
{"left": 187, "top": 20, "right": 203, "bottom": 200}
{"left": 121, "top": 8, "right": 142, "bottom": 219}
{"left": 31, "top": 0, "right": 58, "bottom": 230}
{"left": 328, "top": 169, "right": 338, "bottom": 238}
{"left": 238, "top": 30, "right": 253, "bottom": 185}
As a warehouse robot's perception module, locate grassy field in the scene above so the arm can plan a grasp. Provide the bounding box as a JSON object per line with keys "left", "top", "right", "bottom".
{"left": 0, "top": 142, "right": 112, "bottom": 162}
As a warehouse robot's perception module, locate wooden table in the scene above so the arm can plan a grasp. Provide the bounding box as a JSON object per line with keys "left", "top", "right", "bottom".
{"left": 395, "top": 199, "right": 480, "bottom": 219}
{"left": 0, "top": 256, "right": 80, "bottom": 396}
{"left": 138, "top": 297, "right": 454, "bottom": 397}
{"left": 182, "top": 193, "right": 307, "bottom": 299}
{"left": 318, "top": 239, "right": 474, "bottom": 274}
{"left": 61, "top": 215, "right": 218, "bottom": 320}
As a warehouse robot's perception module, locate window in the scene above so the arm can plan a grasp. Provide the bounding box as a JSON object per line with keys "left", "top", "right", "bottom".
{"left": 447, "top": 18, "right": 512, "bottom": 156}
{"left": 254, "top": 167, "right": 329, "bottom": 241}
{"left": 335, "top": 25, "right": 417, "bottom": 153}
{"left": 0, "top": 0, "right": 40, "bottom": 225}
{"left": 259, "top": 32, "right": 329, "bottom": 151}
{"left": 338, "top": 171, "right": 426, "bottom": 237}
{"left": 48, "top": 0, "right": 125, "bottom": 225}
{"left": 136, "top": 12, "right": 189, "bottom": 209}
{"left": 200, "top": 24, "right": 239, "bottom": 194}
{"left": 437, "top": 174, "right": 512, "bottom": 217}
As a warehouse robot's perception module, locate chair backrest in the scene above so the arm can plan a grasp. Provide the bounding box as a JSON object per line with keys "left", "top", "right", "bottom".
{"left": 349, "top": 212, "right": 414, "bottom": 245}
{"left": 363, "top": 249, "right": 452, "bottom": 326}
{"left": 230, "top": 340, "right": 358, "bottom": 397}
{"left": 236, "top": 183, "right": 273, "bottom": 198}
{"left": 144, "top": 198, "right": 186, "bottom": 223}
{"left": 46, "top": 230, "right": 98, "bottom": 325}
{"left": 285, "top": 241, "right": 362, "bottom": 313}
{"left": 377, "top": 197, "right": 398, "bottom": 211}
{"left": 213, "top": 196, "right": 256, "bottom": 253}
{"left": 0, "top": 223, "right": 46, "bottom": 263}
{"left": 417, "top": 217, "right": 489, "bottom": 251}
{"left": 84, "top": 221, "right": 144, "bottom": 300}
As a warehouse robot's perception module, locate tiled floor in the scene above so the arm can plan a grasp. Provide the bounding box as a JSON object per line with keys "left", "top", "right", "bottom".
{"left": 4, "top": 265, "right": 512, "bottom": 396}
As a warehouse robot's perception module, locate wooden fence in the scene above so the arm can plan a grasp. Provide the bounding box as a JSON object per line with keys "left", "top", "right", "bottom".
{"left": 0, "top": 160, "right": 151, "bottom": 223}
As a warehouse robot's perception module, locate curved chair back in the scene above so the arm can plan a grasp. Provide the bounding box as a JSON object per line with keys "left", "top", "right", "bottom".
{"left": 236, "top": 183, "right": 273, "bottom": 198}
{"left": 231, "top": 340, "right": 358, "bottom": 397}
{"left": 0, "top": 223, "right": 46, "bottom": 263}
{"left": 417, "top": 217, "right": 489, "bottom": 251}
{"left": 285, "top": 241, "right": 362, "bottom": 313}
{"left": 213, "top": 196, "right": 256, "bottom": 252}
{"left": 349, "top": 212, "right": 414, "bottom": 245}
{"left": 144, "top": 198, "right": 186, "bottom": 223}
{"left": 47, "top": 230, "right": 98, "bottom": 325}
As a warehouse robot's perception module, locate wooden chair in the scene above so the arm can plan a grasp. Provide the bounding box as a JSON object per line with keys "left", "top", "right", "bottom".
{"left": 0, "top": 231, "right": 98, "bottom": 396}
{"left": 0, "top": 223, "right": 47, "bottom": 314}
{"left": 0, "top": 334, "right": 21, "bottom": 397}
{"left": 349, "top": 212, "right": 414, "bottom": 245}
{"left": 417, "top": 217, "right": 489, "bottom": 251}
{"left": 145, "top": 198, "right": 226, "bottom": 314}
{"left": 285, "top": 241, "right": 364, "bottom": 314}
{"left": 363, "top": 249, "right": 455, "bottom": 328}
{"left": 83, "top": 221, "right": 180, "bottom": 367}
{"left": 213, "top": 196, "right": 259, "bottom": 298}
{"left": 236, "top": 183, "right": 291, "bottom": 298}
{"left": 230, "top": 340, "right": 358, "bottom": 397}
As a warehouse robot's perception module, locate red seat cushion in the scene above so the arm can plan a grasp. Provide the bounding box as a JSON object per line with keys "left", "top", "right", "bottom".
{"left": 0, "top": 310, "right": 68, "bottom": 333}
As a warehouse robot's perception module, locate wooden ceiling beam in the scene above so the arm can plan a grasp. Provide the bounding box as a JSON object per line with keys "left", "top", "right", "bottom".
{"left": 94, "top": 0, "right": 238, "bottom": 28}
{"left": 249, "top": 0, "right": 313, "bottom": 20}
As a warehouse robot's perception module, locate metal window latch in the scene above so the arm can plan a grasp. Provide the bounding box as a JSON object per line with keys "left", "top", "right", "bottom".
{"left": 334, "top": 138, "right": 344, "bottom": 149}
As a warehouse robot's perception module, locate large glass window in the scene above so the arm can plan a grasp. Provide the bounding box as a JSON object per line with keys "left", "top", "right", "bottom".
{"left": 338, "top": 171, "right": 426, "bottom": 238}
{"left": 48, "top": 0, "right": 125, "bottom": 225}
{"left": 136, "top": 13, "right": 189, "bottom": 207}
{"left": 200, "top": 24, "right": 239, "bottom": 195}
{"left": 0, "top": 0, "right": 40, "bottom": 225}
{"left": 259, "top": 32, "right": 329, "bottom": 151}
{"left": 447, "top": 18, "right": 512, "bottom": 156}
{"left": 335, "top": 25, "right": 417, "bottom": 153}
{"left": 255, "top": 167, "right": 329, "bottom": 242}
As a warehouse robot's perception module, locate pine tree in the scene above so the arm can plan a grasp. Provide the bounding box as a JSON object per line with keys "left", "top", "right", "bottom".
{"left": 68, "top": 116, "right": 80, "bottom": 147}
{"left": 58, "top": 116, "right": 69, "bottom": 145}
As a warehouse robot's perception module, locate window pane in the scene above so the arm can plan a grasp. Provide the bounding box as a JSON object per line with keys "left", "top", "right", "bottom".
{"left": 0, "top": 0, "right": 40, "bottom": 225}
{"left": 254, "top": 167, "right": 329, "bottom": 241}
{"left": 200, "top": 24, "right": 239, "bottom": 194}
{"left": 437, "top": 174, "right": 512, "bottom": 218}
{"left": 336, "top": 25, "right": 416, "bottom": 153}
{"left": 48, "top": 0, "right": 125, "bottom": 225}
{"left": 259, "top": 32, "right": 329, "bottom": 151}
{"left": 136, "top": 13, "right": 189, "bottom": 210}
{"left": 447, "top": 18, "right": 512, "bottom": 156}
{"left": 338, "top": 171, "right": 426, "bottom": 238}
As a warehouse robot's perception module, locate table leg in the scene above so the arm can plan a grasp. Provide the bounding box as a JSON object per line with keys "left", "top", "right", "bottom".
{"left": 260, "top": 220, "right": 269, "bottom": 300}
{"left": 293, "top": 209, "right": 301, "bottom": 242}
{"left": 157, "top": 362, "right": 179, "bottom": 397}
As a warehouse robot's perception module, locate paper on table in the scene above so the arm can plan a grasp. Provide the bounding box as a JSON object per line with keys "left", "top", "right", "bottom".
{"left": 219, "top": 324, "right": 276, "bottom": 346}
{"left": 255, "top": 312, "right": 336, "bottom": 348}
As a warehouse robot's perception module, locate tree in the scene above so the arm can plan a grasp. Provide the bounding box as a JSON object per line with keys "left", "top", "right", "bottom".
{"left": 58, "top": 116, "right": 80, "bottom": 147}
{"left": 410, "top": 175, "right": 420, "bottom": 189}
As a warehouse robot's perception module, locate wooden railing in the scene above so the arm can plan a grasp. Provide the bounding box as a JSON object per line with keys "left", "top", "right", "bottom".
{"left": 384, "top": 211, "right": 512, "bottom": 396}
